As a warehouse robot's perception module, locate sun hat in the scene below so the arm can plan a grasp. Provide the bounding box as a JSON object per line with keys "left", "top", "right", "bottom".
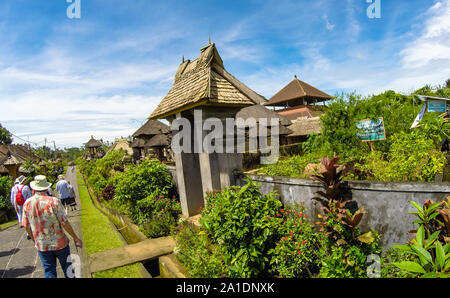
{"left": 15, "top": 175, "right": 26, "bottom": 185}
{"left": 30, "top": 175, "right": 52, "bottom": 191}
{"left": 58, "top": 174, "right": 64, "bottom": 180}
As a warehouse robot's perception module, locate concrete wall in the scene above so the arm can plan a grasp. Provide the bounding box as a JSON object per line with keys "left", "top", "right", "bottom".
{"left": 237, "top": 174, "right": 450, "bottom": 248}
{"left": 167, "top": 165, "right": 449, "bottom": 248}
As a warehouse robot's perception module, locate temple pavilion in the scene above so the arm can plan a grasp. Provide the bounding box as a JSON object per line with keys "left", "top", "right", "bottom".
{"left": 265, "top": 75, "right": 332, "bottom": 144}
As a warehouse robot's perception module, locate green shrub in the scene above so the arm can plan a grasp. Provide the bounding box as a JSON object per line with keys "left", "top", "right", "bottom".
{"left": 354, "top": 132, "right": 446, "bottom": 182}
{"left": 113, "top": 160, "right": 179, "bottom": 227}
{"left": 200, "top": 179, "right": 283, "bottom": 278}
{"left": 174, "top": 221, "right": 227, "bottom": 278}
{"left": 268, "top": 203, "right": 325, "bottom": 278}
{"left": 0, "top": 176, "right": 14, "bottom": 212}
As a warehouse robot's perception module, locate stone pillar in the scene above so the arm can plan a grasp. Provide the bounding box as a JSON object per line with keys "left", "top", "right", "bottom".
{"left": 175, "top": 152, "right": 204, "bottom": 217}
{"left": 172, "top": 108, "right": 243, "bottom": 218}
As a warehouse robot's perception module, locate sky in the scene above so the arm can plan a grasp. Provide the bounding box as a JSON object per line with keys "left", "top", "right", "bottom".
{"left": 0, "top": 0, "right": 450, "bottom": 148}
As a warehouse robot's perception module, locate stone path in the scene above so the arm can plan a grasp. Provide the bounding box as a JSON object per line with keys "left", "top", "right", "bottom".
{"left": 0, "top": 166, "right": 89, "bottom": 278}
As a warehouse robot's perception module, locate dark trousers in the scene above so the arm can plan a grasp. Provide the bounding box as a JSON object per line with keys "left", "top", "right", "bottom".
{"left": 37, "top": 245, "right": 74, "bottom": 278}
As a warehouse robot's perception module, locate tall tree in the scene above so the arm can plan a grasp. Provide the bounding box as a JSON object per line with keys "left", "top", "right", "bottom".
{"left": 0, "top": 124, "right": 13, "bottom": 145}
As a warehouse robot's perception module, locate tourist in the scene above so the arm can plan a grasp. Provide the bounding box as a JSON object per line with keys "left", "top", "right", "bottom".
{"left": 67, "top": 181, "right": 77, "bottom": 211}
{"left": 55, "top": 175, "right": 71, "bottom": 216}
{"left": 22, "top": 175, "right": 83, "bottom": 278}
{"left": 9, "top": 175, "right": 32, "bottom": 228}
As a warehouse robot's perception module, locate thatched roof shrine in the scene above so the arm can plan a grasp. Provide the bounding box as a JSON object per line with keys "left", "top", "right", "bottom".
{"left": 150, "top": 43, "right": 266, "bottom": 119}
{"left": 85, "top": 136, "right": 102, "bottom": 148}
{"left": 287, "top": 117, "right": 322, "bottom": 137}
{"left": 132, "top": 120, "right": 170, "bottom": 138}
{"left": 145, "top": 134, "right": 170, "bottom": 148}
{"left": 265, "top": 76, "right": 332, "bottom": 107}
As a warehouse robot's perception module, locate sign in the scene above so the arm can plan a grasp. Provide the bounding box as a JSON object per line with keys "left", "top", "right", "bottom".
{"left": 356, "top": 118, "right": 386, "bottom": 142}
{"left": 411, "top": 104, "right": 426, "bottom": 129}
{"left": 427, "top": 100, "right": 447, "bottom": 113}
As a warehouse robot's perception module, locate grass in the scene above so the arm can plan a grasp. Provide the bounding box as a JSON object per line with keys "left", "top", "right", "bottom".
{"left": 0, "top": 219, "right": 18, "bottom": 230}
{"left": 76, "top": 170, "right": 142, "bottom": 278}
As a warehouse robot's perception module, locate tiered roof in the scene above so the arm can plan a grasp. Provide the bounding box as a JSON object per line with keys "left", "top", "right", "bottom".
{"left": 150, "top": 43, "right": 266, "bottom": 119}
{"left": 85, "top": 136, "right": 102, "bottom": 148}
{"left": 265, "top": 76, "right": 332, "bottom": 107}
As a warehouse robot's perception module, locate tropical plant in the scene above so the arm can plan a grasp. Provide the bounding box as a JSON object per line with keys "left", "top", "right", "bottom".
{"left": 310, "top": 156, "right": 347, "bottom": 206}
{"left": 409, "top": 198, "right": 450, "bottom": 245}
{"left": 392, "top": 225, "right": 450, "bottom": 278}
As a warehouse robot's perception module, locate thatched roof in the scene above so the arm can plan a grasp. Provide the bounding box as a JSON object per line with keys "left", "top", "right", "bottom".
{"left": 0, "top": 144, "right": 39, "bottom": 165}
{"left": 3, "top": 154, "right": 21, "bottom": 166}
{"left": 236, "top": 104, "right": 292, "bottom": 127}
{"left": 131, "top": 138, "right": 146, "bottom": 148}
{"left": 85, "top": 136, "right": 102, "bottom": 148}
{"left": 287, "top": 117, "right": 322, "bottom": 137}
{"left": 132, "top": 120, "right": 170, "bottom": 138}
{"left": 145, "top": 134, "right": 170, "bottom": 148}
{"left": 150, "top": 43, "right": 266, "bottom": 119}
{"left": 108, "top": 138, "right": 134, "bottom": 155}
{"left": 265, "top": 76, "right": 332, "bottom": 107}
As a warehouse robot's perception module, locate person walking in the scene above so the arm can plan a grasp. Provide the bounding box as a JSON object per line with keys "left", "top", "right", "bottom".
{"left": 9, "top": 175, "right": 32, "bottom": 228}
{"left": 55, "top": 175, "right": 71, "bottom": 216}
{"left": 22, "top": 175, "right": 83, "bottom": 278}
{"left": 67, "top": 181, "right": 77, "bottom": 211}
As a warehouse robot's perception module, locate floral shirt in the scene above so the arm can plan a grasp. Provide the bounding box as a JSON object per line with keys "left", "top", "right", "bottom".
{"left": 22, "top": 194, "right": 70, "bottom": 252}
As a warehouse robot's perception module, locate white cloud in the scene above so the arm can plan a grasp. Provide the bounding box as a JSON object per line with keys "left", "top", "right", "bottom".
{"left": 400, "top": 0, "right": 450, "bottom": 68}
{"left": 323, "top": 14, "right": 335, "bottom": 31}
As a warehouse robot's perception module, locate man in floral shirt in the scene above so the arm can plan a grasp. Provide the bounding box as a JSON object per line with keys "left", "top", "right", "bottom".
{"left": 22, "top": 175, "right": 83, "bottom": 278}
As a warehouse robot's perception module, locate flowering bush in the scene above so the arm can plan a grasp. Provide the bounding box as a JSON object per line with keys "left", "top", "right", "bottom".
{"left": 101, "top": 184, "right": 115, "bottom": 202}
{"left": 269, "top": 203, "right": 325, "bottom": 278}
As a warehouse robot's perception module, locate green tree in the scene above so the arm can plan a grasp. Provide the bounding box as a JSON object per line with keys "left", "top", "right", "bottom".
{"left": 0, "top": 124, "right": 13, "bottom": 145}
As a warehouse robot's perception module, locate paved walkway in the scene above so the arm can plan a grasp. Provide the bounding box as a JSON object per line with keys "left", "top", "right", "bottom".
{"left": 0, "top": 166, "right": 88, "bottom": 278}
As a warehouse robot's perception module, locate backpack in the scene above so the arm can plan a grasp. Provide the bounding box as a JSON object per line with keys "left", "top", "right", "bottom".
{"left": 15, "top": 185, "right": 25, "bottom": 206}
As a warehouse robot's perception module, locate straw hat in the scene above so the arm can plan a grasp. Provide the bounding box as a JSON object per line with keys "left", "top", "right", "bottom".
{"left": 15, "top": 175, "right": 26, "bottom": 185}
{"left": 58, "top": 175, "right": 65, "bottom": 180}
{"left": 30, "top": 175, "right": 52, "bottom": 191}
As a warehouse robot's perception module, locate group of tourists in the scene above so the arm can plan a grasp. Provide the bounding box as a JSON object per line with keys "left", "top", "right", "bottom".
{"left": 9, "top": 172, "right": 83, "bottom": 278}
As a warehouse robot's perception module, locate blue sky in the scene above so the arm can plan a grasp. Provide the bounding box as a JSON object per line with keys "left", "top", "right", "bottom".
{"left": 1, "top": 0, "right": 450, "bottom": 148}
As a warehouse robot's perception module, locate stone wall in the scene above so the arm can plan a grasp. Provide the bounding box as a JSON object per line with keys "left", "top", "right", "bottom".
{"left": 237, "top": 174, "right": 450, "bottom": 248}
{"left": 167, "top": 165, "right": 450, "bottom": 248}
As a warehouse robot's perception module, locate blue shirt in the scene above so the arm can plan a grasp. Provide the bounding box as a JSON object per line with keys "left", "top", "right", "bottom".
{"left": 55, "top": 180, "right": 71, "bottom": 199}
{"left": 10, "top": 184, "right": 32, "bottom": 207}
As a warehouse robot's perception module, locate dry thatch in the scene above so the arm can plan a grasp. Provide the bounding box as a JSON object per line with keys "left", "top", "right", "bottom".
{"left": 145, "top": 134, "right": 170, "bottom": 148}
{"left": 132, "top": 120, "right": 171, "bottom": 138}
{"left": 287, "top": 117, "right": 322, "bottom": 137}
{"left": 85, "top": 136, "right": 102, "bottom": 148}
{"left": 150, "top": 43, "right": 266, "bottom": 119}
{"left": 236, "top": 104, "right": 292, "bottom": 127}
{"left": 131, "top": 138, "right": 147, "bottom": 148}
{"left": 0, "top": 144, "right": 39, "bottom": 165}
{"left": 265, "top": 76, "right": 332, "bottom": 107}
